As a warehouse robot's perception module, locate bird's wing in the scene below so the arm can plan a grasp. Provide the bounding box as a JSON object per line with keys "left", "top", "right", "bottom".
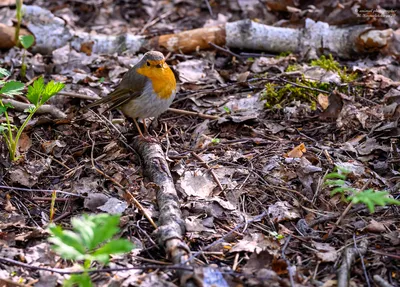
{"left": 86, "top": 65, "right": 147, "bottom": 111}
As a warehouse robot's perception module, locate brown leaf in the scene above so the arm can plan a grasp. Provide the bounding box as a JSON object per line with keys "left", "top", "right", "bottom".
{"left": 284, "top": 143, "right": 306, "bottom": 158}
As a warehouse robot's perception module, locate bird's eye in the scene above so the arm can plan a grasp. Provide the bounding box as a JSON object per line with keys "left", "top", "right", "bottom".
{"left": 156, "top": 64, "right": 162, "bottom": 68}
{"left": 146, "top": 61, "right": 150, "bottom": 66}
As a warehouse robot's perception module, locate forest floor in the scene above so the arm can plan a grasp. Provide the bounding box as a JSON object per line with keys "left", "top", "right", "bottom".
{"left": 0, "top": 1, "right": 399, "bottom": 287}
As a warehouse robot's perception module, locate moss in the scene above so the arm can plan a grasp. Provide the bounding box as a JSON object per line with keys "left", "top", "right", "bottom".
{"left": 311, "top": 54, "right": 341, "bottom": 72}
{"left": 311, "top": 54, "right": 358, "bottom": 83}
{"left": 260, "top": 77, "right": 331, "bottom": 110}
{"left": 286, "top": 64, "right": 300, "bottom": 72}
{"left": 276, "top": 51, "right": 292, "bottom": 58}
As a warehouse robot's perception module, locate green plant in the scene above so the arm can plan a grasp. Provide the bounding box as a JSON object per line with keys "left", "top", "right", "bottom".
{"left": 0, "top": 74, "right": 64, "bottom": 161}
{"left": 324, "top": 168, "right": 400, "bottom": 213}
{"left": 19, "top": 34, "right": 35, "bottom": 78}
{"left": 14, "top": 0, "right": 23, "bottom": 45}
{"left": 48, "top": 213, "right": 134, "bottom": 287}
{"left": 310, "top": 54, "right": 357, "bottom": 83}
{"left": 260, "top": 78, "right": 329, "bottom": 110}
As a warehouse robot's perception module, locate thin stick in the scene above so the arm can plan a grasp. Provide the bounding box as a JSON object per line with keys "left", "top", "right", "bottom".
{"left": 87, "top": 131, "right": 157, "bottom": 229}
{"left": 0, "top": 185, "right": 83, "bottom": 197}
{"left": 208, "top": 42, "right": 243, "bottom": 60}
{"left": 353, "top": 234, "right": 371, "bottom": 287}
{"left": 327, "top": 180, "right": 371, "bottom": 238}
{"left": 282, "top": 234, "right": 295, "bottom": 287}
{"left": 58, "top": 91, "right": 101, "bottom": 101}
{"left": 204, "top": 0, "right": 213, "bottom": 17}
{"left": 191, "top": 152, "right": 223, "bottom": 191}
{"left": 1, "top": 99, "right": 67, "bottom": 119}
{"left": 0, "top": 257, "right": 194, "bottom": 274}
{"left": 167, "top": 107, "right": 219, "bottom": 120}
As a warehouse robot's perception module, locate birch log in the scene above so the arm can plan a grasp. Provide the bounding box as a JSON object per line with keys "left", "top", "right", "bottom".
{"left": 0, "top": 5, "right": 394, "bottom": 59}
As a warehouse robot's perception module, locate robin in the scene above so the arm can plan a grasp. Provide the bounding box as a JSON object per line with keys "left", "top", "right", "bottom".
{"left": 87, "top": 51, "right": 176, "bottom": 137}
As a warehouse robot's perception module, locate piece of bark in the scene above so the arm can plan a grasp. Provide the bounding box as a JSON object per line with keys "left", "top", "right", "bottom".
{"left": 2, "top": 99, "right": 67, "bottom": 119}
{"left": 146, "top": 25, "right": 226, "bottom": 53}
{"left": 132, "top": 138, "right": 193, "bottom": 284}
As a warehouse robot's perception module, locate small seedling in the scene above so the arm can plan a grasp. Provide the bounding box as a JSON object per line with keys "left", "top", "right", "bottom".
{"left": 211, "top": 138, "right": 220, "bottom": 144}
{"left": 0, "top": 74, "right": 64, "bottom": 161}
{"left": 14, "top": 0, "right": 23, "bottom": 44}
{"left": 48, "top": 213, "right": 134, "bottom": 287}
{"left": 19, "top": 34, "right": 35, "bottom": 78}
{"left": 324, "top": 167, "right": 400, "bottom": 213}
{"left": 223, "top": 106, "right": 231, "bottom": 114}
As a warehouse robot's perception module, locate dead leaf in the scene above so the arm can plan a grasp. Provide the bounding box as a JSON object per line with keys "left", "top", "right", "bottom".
{"left": 176, "top": 171, "right": 217, "bottom": 198}
{"left": 268, "top": 201, "right": 300, "bottom": 223}
{"left": 97, "top": 197, "right": 128, "bottom": 214}
{"left": 313, "top": 241, "right": 338, "bottom": 262}
{"left": 284, "top": 143, "right": 306, "bottom": 158}
{"left": 318, "top": 93, "right": 329, "bottom": 110}
{"left": 366, "top": 219, "right": 390, "bottom": 233}
{"left": 18, "top": 133, "right": 32, "bottom": 153}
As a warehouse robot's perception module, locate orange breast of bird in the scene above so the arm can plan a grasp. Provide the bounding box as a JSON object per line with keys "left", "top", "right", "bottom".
{"left": 136, "top": 60, "right": 176, "bottom": 99}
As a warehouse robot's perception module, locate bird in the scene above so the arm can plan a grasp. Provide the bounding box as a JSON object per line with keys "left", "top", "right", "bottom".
{"left": 87, "top": 51, "right": 176, "bottom": 137}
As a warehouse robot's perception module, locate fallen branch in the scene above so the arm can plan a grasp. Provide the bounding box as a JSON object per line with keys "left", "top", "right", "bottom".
{"left": 0, "top": 5, "right": 394, "bottom": 59}
{"left": 2, "top": 99, "right": 67, "bottom": 119}
{"left": 337, "top": 239, "right": 368, "bottom": 287}
{"left": 58, "top": 91, "right": 101, "bottom": 101}
{"left": 132, "top": 137, "right": 193, "bottom": 285}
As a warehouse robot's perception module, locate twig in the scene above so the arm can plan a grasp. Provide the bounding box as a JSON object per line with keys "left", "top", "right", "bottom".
{"left": 353, "top": 234, "right": 371, "bottom": 287}
{"left": 326, "top": 180, "right": 371, "bottom": 238}
{"left": 0, "top": 185, "right": 83, "bottom": 197}
{"left": 204, "top": 0, "right": 213, "bottom": 17}
{"left": 58, "top": 91, "right": 101, "bottom": 101}
{"left": 191, "top": 152, "right": 223, "bottom": 192}
{"left": 282, "top": 234, "right": 295, "bottom": 287}
{"left": 167, "top": 107, "right": 219, "bottom": 120}
{"left": 0, "top": 257, "right": 194, "bottom": 275}
{"left": 337, "top": 239, "right": 368, "bottom": 287}
{"left": 208, "top": 42, "right": 243, "bottom": 60}
{"left": 2, "top": 99, "right": 67, "bottom": 119}
{"left": 373, "top": 275, "right": 394, "bottom": 287}
{"left": 87, "top": 131, "right": 157, "bottom": 229}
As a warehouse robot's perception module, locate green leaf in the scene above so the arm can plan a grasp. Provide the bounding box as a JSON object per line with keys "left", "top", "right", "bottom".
{"left": 93, "top": 239, "right": 134, "bottom": 256}
{"left": 349, "top": 189, "right": 400, "bottom": 213}
{"left": 27, "top": 77, "right": 44, "bottom": 105}
{"left": 71, "top": 215, "right": 95, "bottom": 250}
{"left": 64, "top": 274, "right": 93, "bottom": 287}
{"left": 89, "top": 214, "right": 121, "bottom": 249}
{"left": 41, "top": 80, "right": 64, "bottom": 104}
{"left": 330, "top": 187, "right": 355, "bottom": 196}
{"left": 0, "top": 81, "right": 24, "bottom": 97}
{"left": 0, "top": 125, "right": 7, "bottom": 132}
{"left": 24, "top": 105, "right": 36, "bottom": 114}
{"left": 0, "top": 102, "right": 13, "bottom": 115}
{"left": 324, "top": 172, "right": 347, "bottom": 180}
{"left": 324, "top": 179, "right": 346, "bottom": 187}
{"left": 0, "top": 68, "right": 10, "bottom": 78}
{"left": 19, "top": 35, "right": 34, "bottom": 49}
{"left": 48, "top": 224, "right": 86, "bottom": 258}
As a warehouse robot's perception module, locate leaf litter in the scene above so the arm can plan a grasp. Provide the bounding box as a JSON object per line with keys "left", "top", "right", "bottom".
{"left": 0, "top": 1, "right": 400, "bottom": 286}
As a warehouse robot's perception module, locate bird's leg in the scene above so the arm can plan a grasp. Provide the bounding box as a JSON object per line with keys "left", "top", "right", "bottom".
{"left": 133, "top": 118, "right": 144, "bottom": 137}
